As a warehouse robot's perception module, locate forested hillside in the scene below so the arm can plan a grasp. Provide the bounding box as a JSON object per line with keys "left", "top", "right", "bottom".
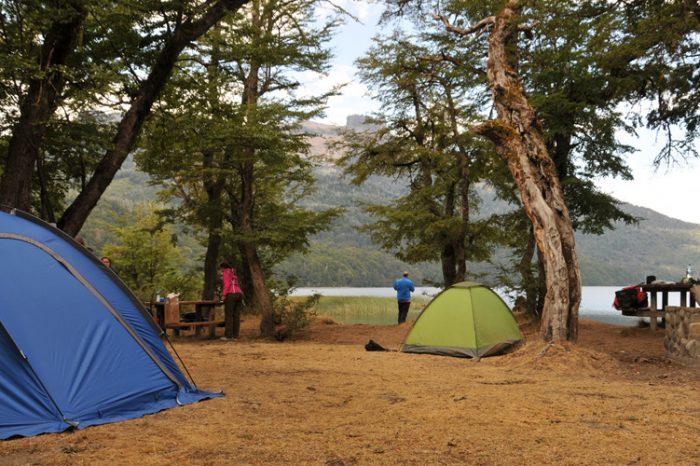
{"left": 282, "top": 163, "right": 700, "bottom": 286}
{"left": 82, "top": 149, "right": 700, "bottom": 287}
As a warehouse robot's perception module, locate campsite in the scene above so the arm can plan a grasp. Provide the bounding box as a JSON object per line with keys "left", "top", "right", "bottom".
{"left": 1, "top": 315, "right": 699, "bottom": 465}
{"left": 2, "top": 1, "right": 700, "bottom": 465}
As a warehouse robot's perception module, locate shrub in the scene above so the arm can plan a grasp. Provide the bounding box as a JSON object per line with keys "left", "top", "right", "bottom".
{"left": 270, "top": 278, "right": 320, "bottom": 340}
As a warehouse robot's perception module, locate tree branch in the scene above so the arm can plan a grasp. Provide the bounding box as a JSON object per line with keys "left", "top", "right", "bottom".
{"left": 433, "top": 14, "right": 495, "bottom": 36}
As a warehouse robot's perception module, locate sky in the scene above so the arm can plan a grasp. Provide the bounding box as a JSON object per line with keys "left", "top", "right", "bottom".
{"left": 307, "top": 2, "right": 700, "bottom": 225}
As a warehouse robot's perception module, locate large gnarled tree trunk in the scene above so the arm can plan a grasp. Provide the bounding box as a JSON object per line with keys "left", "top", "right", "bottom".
{"left": 479, "top": 0, "right": 581, "bottom": 341}
{"left": 438, "top": 0, "right": 581, "bottom": 341}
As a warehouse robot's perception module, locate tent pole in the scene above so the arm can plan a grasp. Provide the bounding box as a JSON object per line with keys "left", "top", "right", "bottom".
{"left": 162, "top": 332, "right": 198, "bottom": 388}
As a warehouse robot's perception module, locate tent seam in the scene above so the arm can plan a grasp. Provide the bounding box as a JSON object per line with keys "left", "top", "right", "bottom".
{"left": 0, "top": 233, "right": 184, "bottom": 390}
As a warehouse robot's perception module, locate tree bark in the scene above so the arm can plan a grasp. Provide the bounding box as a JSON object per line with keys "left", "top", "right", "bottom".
{"left": 36, "top": 154, "right": 57, "bottom": 224}
{"left": 455, "top": 156, "right": 469, "bottom": 283}
{"left": 446, "top": 85, "right": 469, "bottom": 284}
{"left": 237, "top": 242, "right": 255, "bottom": 306}
{"left": 58, "top": 0, "right": 250, "bottom": 235}
{"left": 201, "top": 36, "right": 225, "bottom": 306}
{"left": 440, "top": 243, "right": 458, "bottom": 286}
{"left": 518, "top": 224, "right": 539, "bottom": 319}
{"left": 0, "top": 3, "right": 86, "bottom": 211}
{"left": 201, "top": 150, "right": 224, "bottom": 303}
{"left": 239, "top": 160, "right": 275, "bottom": 337}
{"left": 473, "top": 0, "right": 581, "bottom": 341}
{"left": 236, "top": 4, "right": 276, "bottom": 337}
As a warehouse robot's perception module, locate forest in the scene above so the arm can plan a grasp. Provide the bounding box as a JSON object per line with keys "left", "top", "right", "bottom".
{"left": 80, "top": 146, "right": 700, "bottom": 288}
{"left": 1, "top": 0, "right": 698, "bottom": 341}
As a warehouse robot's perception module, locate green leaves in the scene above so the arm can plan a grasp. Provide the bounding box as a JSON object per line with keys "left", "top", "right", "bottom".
{"left": 102, "top": 204, "right": 201, "bottom": 302}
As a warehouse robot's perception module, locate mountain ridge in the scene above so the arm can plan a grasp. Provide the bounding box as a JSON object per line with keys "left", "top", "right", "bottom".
{"left": 82, "top": 117, "right": 700, "bottom": 287}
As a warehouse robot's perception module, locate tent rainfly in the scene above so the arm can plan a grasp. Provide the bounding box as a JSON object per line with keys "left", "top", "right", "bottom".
{"left": 0, "top": 209, "right": 222, "bottom": 439}
{"left": 401, "top": 281, "right": 523, "bottom": 358}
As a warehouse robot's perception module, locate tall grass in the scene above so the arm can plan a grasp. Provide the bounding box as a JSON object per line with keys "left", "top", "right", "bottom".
{"left": 312, "top": 296, "right": 430, "bottom": 325}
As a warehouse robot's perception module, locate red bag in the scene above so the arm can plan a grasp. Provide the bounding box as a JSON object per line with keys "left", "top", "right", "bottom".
{"left": 613, "top": 285, "right": 648, "bottom": 310}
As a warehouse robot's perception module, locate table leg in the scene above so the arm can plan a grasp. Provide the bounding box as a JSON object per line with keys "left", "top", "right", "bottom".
{"left": 680, "top": 291, "right": 687, "bottom": 307}
{"left": 649, "top": 291, "right": 657, "bottom": 330}
{"left": 157, "top": 305, "right": 165, "bottom": 331}
{"left": 661, "top": 291, "right": 668, "bottom": 329}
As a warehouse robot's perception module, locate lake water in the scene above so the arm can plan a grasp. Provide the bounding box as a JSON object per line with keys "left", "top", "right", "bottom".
{"left": 291, "top": 286, "right": 670, "bottom": 326}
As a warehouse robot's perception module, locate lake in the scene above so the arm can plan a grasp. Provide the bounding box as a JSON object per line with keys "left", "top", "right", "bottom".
{"left": 291, "top": 286, "right": 669, "bottom": 326}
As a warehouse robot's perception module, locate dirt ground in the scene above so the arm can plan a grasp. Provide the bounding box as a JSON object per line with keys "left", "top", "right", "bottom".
{"left": 1, "top": 316, "right": 699, "bottom": 466}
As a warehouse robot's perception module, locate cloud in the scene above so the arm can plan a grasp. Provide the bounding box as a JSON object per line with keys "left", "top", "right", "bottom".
{"left": 288, "top": 65, "right": 378, "bottom": 126}
{"left": 598, "top": 128, "right": 700, "bottom": 224}
{"left": 317, "top": 0, "right": 383, "bottom": 23}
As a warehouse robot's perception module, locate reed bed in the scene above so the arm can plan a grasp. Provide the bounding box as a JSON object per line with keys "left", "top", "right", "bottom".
{"left": 312, "top": 296, "right": 430, "bottom": 325}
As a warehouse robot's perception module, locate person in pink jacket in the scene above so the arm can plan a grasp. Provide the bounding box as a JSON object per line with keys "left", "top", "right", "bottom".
{"left": 220, "top": 262, "right": 243, "bottom": 340}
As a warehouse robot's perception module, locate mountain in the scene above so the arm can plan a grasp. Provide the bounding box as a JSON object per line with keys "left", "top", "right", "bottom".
{"left": 575, "top": 204, "right": 700, "bottom": 285}
{"left": 278, "top": 160, "right": 700, "bottom": 286}
{"left": 81, "top": 117, "right": 700, "bottom": 287}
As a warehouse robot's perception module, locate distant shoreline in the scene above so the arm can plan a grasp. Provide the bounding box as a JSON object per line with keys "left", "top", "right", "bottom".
{"left": 295, "top": 286, "right": 649, "bottom": 327}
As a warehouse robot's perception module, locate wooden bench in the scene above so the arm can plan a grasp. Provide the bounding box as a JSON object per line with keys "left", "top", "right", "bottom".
{"left": 620, "top": 307, "right": 662, "bottom": 319}
{"left": 163, "top": 298, "right": 224, "bottom": 338}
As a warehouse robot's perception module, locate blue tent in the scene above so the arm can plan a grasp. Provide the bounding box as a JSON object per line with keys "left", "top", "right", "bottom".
{"left": 0, "top": 209, "right": 222, "bottom": 439}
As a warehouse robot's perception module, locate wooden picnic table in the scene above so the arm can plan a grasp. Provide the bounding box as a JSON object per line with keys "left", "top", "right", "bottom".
{"left": 149, "top": 299, "right": 223, "bottom": 334}
{"left": 633, "top": 282, "right": 697, "bottom": 330}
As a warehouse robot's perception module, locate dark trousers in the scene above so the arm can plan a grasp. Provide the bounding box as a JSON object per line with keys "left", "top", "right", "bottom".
{"left": 224, "top": 292, "right": 242, "bottom": 338}
{"left": 398, "top": 301, "right": 411, "bottom": 324}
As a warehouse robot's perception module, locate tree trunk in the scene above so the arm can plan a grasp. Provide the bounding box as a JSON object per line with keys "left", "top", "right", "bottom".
{"left": 440, "top": 181, "right": 458, "bottom": 286}
{"left": 239, "top": 161, "right": 275, "bottom": 337}
{"left": 519, "top": 224, "right": 539, "bottom": 319}
{"left": 446, "top": 86, "right": 469, "bottom": 283}
{"left": 201, "top": 158, "right": 225, "bottom": 305}
{"left": 36, "top": 154, "right": 56, "bottom": 224}
{"left": 455, "top": 152, "right": 470, "bottom": 283}
{"left": 236, "top": 15, "right": 275, "bottom": 337}
{"left": 201, "top": 37, "right": 225, "bottom": 304}
{"left": 440, "top": 244, "right": 458, "bottom": 287}
{"left": 473, "top": 0, "right": 581, "bottom": 341}
{"left": 237, "top": 242, "right": 255, "bottom": 306}
{"left": 58, "top": 0, "right": 250, "bottom": 236}
{"left": 0, "top": 3, "right": 86, "bottom": 211}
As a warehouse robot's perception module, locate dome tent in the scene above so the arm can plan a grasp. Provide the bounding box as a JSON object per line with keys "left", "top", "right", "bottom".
{"left": 401, "top": 281, "right": 522, "bottom": 358}
{"left": 0, "top": 208, "right": 222, "bottom": 439}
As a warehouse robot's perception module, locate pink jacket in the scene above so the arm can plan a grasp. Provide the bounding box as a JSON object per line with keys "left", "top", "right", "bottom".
{"left": 222, "top": 268, "right": 243, "bottom": 295}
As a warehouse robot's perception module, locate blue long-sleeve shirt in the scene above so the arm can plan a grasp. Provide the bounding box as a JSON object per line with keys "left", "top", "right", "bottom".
{"left": 393, "top": 277, "right": 415, "bottom": 301}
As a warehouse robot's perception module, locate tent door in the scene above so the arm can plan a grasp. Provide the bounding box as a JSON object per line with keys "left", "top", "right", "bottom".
{"left": 0, "top": 320, "right": 77, "bottom": 428}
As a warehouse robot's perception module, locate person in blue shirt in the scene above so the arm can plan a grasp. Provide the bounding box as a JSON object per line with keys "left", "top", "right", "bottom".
{"left": 393, "top": 271, "right": 415, "bottom": 324}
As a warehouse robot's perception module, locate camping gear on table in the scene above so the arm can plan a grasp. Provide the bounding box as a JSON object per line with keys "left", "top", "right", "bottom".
{"left": 401, "top": 281, "right": 522, "bottom": 358}
{"left": 613, "top": 285, "right": 648, "bottom": 310}
{"left": 0, "top": 209, "right": 221, "bottom": 440}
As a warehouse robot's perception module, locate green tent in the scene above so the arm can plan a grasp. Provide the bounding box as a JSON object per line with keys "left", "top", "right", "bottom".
{"left": 401, "top": 281, "right": 523, "bottom": 358}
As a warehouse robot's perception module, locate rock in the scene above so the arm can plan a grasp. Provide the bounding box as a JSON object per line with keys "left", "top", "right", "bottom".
{"left": 688, "top": 322, "right": 700, "bottom": 338}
